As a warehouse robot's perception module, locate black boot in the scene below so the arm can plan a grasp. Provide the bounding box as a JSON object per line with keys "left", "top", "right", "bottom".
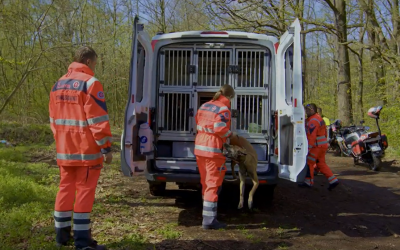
{"left": 202, "top": 200, "right": 227, "bottom": 230}
{"left": 54, "top": 211, "right": 73, "bottom": 247}
{"left": 75, "top": 240, "right": 107, "bottom": 250}
{"left": 328, "top": 181, "right": 339, "bottom": 191}
{"left": 74, "top": 213, "right": 107, "bottom": 250}
{"left": 202, "top": 220, "right": 227, "bottom": 230}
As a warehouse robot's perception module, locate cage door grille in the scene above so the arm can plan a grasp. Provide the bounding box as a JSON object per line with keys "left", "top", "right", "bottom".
{"left": 197, "top": 50, "right": 231, "bottom": 87}
{"left": 159, "top": 92, "right": 191, "bottom": 133}
{"left": 162, "top": 49, "right": 192, "bottom": 87}
{"left": 235, "top": 94, "right": 265, "bottom": 134}
{"left": 236, "top": 50, "right": 268, "bottom": 88}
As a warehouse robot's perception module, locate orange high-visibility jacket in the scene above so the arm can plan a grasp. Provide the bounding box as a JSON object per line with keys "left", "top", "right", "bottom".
{"left": 194, "top": 95, "right": 232, "bottom": 159}
{"left": 306, "top": 113, "right": 328, "bottom": 151}
{"left": 49, "top": 62, "right": 112, "bottom": 166}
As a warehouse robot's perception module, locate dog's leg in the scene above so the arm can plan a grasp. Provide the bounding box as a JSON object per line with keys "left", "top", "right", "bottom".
{"left": 226, "top": 160, "right": 239, "bottom": 182}
{"left": 231, "top": 160, "right": 239, "bottom": 180}
{"left": 238, "top": 167, "right": 246, "bottom": 209}
{"left": 247, "top": 167, "right": 259, "bottom": 210}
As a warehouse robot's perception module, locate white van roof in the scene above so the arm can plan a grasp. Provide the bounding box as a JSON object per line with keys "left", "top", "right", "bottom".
{"left": 152, "top": 31, "right": 279, "bottom": 43}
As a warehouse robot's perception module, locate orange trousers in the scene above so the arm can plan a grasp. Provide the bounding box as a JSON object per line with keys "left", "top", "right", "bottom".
{"left": 55, "top": 165, "right": 102, "bottom": 213}
{"left": 306, "top": 147, "right": 337, "bottom": 186}
{"left": 196, "top": 156, "right": 226, "bottom": 202}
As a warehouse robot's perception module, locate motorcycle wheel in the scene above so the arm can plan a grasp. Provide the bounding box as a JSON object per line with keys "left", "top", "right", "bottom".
{"left": 370, "top": 154, "right": 382, "bottom": 171}
{"left": 333, "top": 145, "right": 342, "bottom": 157}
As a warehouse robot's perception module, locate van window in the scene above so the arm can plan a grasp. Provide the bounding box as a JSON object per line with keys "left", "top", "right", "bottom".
{"left": 136, "top": 43, "right": 145, "bottom": 102}
{"left": 284, "top": 45, "right": 294, "bottom": 105}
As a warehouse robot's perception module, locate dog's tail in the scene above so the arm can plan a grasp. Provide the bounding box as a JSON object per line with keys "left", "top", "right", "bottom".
{"left": 226, "top": 161, "right": 239, "bottom": 182}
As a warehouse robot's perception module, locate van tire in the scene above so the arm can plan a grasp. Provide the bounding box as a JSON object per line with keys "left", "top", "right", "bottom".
{"left": 148, "top": 181, "right": 166, "bottom": 196}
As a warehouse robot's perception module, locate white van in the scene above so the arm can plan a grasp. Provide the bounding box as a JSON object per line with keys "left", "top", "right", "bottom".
{"left": 121, "top": 17, "right": 308, "bottom": 199}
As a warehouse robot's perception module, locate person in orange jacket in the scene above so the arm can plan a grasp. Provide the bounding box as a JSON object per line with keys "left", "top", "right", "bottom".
{"left": 299, "top": 103, "right": 339, "bottom": 191}
{"left": 194, "top": 84, "right": 236, "bottom": 230}
{"left": 49, "top": 46, "right": 112, "bottom": 250}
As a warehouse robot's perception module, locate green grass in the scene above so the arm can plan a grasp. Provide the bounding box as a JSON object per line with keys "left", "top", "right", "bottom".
{"left": 156, "top": 223, "right": 182, "bottom": 240}
{"left": 0, "top": 122, "right": 54, "bottom": 145}
{"left": 0, "top": 146, "right": 59, "bottom": 249}
{"left": 0, "top": 142, "right": 153, "bottom": 249}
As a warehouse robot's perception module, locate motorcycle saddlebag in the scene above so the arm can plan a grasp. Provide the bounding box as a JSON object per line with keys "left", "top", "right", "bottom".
{"left": 351, "top": 140, "right": 366, "bottom": 156}
{"left": 381, "top": 134, "right": 389, "bottom": 149}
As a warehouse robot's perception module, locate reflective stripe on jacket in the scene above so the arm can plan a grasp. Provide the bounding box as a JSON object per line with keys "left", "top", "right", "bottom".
{"left": 194, "top": 95, "right": 232, "bottom": 159}
{"left": 49, "top": 62, "right": 112, "bottom": 166}
{"left": 306, "top": 113, "right": 328, "bottom": 150}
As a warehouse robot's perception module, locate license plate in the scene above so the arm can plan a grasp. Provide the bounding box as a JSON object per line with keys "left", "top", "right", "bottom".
{"left": 370, "top": 143, "right": 381, "bottom": 152}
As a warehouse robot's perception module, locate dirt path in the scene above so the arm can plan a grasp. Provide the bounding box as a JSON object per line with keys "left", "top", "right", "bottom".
{"left": 96, "top": 152, "right": 400, "bottom": 250}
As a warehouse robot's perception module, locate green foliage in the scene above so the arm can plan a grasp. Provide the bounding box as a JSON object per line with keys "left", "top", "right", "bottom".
{"left": 0, "top": 146, "right": 29, "bottom": 162}
{"left": 0, "top": 122, "right": 53, "bottom": 145}
{"left": 0, "top": 56, "right": 27, "bottom": 65}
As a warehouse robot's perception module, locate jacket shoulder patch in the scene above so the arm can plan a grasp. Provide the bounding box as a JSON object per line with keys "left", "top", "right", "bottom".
{"left": 97, "top": 91, "right": 105, "bottom": 99}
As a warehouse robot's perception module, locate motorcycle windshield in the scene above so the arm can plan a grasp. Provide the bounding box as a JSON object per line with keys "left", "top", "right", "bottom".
{"left": 344, "top": 133, "right": 360, "bottom": 145}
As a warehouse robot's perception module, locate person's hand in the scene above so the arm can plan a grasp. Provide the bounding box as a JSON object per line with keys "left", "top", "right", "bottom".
{"left": 103, "top": 152, "right": 113, "bottom": 164}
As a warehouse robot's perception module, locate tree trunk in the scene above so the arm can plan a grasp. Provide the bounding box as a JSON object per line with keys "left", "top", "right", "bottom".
{"left": 334, "top": 0, "right": 353, "bottom": 125}
{"left": 358, "top": 0, "right": 388, "bottom": 106}
{"left": 159, "top": 0, "right": 167, "bottom": 33}
{"left": 356, "top": 54, "right": 364, "bottom": 122}
{"left": 391, "top": 0, "right": 400, "bottom": 96}
{"left": 356, "top": 13, "right": 365, "bottom": 122}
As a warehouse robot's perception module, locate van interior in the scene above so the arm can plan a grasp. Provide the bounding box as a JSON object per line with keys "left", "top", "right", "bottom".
{"left": 154, "top": 42, "right": 271, "bottom": 165}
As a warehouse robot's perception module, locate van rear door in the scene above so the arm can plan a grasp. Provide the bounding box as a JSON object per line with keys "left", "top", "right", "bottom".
{"left": 275, "top": 18, "right": 308, "bottom": 182}
{"left": 121, "top": 17, "right": 153, "bottom": 176}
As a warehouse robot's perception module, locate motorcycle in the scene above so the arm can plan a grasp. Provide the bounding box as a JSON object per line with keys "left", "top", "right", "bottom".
{"left": 335, "top": 124, "right": 369, "bottom": 156}
{"left": 336, "top": 106, "right": 388, "bottom": 171}
{"left": 327, "top": 119, "right": 343, "bottom": 155}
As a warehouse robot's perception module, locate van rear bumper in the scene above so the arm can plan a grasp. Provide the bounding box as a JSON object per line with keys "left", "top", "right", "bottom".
{"left": 145, "top": 160, "right": 279, "bottom": 185}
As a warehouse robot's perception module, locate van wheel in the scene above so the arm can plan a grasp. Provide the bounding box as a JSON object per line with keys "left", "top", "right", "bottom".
{"left": 148, "top": 181, "right": 166, "bottom": 196}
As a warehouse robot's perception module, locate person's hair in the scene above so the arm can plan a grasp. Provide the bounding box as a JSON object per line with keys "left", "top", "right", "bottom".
{"left": 213, "top": 84, "right": 235, "bottom": 101}
{"left": 306, "top": 103, "right": 318, "bottom": 113}
{"left": 317, "top": 107, "right": 322, "bottom": 113}
{"left": 74, "top": 46, "right": 98, "bottom": 64}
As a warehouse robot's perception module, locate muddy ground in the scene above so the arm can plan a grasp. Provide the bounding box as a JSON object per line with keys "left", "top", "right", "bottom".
{"left": 95, "top": 152, "right": 400, "bottom": 250}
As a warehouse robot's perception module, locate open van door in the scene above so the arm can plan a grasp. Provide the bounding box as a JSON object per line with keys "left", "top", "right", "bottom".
{"left": 121, "top": 16, "right": 153, "bottom": 176}
{"left": 275, "top": 18, "right": 308, "bottom": 182}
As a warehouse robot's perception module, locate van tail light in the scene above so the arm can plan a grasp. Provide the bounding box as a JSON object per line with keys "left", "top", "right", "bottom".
{"left": 274, "top": 42, "right": 279, "bottom": 53}
{"left": 151, "top": 40, "right": 158, "bottom": 51}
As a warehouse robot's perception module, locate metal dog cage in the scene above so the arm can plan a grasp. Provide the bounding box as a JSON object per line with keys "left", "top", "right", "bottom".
{"left": 157, "top": 46, "right": 270, "bottom": 138}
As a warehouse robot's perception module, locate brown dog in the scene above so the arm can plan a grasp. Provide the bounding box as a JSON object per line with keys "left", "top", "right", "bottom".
{"left": 222, "top": 135, "right": 259, "bottom": 210}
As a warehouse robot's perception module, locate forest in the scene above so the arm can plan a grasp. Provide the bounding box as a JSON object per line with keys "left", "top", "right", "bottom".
{"left": 1, "top": 0, "right": 399, "bottom": 154}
